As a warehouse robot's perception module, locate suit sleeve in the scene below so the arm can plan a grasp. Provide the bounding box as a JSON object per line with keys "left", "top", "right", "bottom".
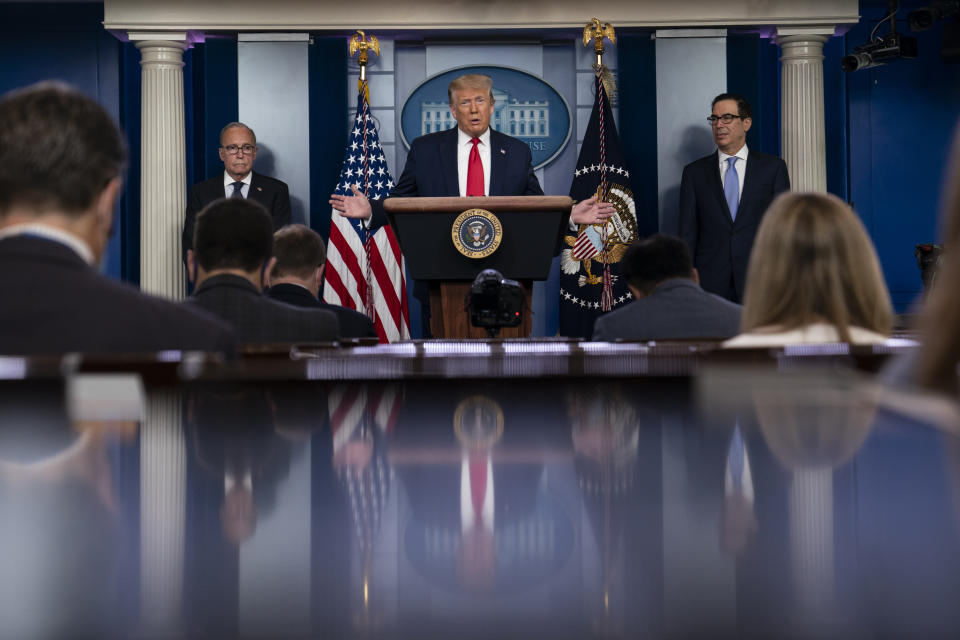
{"left": 370, "top": 139, "right": 420, "bottom": 230}
{"left": 182, "top": 185, "right": 204, "bottom": 265}
{"left": 773, "top": 158, "right": 790, "bottom": 195}
{"left": 677, "top": 165, "right": 698, "bottom": 257}
{"left": 272, "top": 181, "right": 292, "bottom": 230}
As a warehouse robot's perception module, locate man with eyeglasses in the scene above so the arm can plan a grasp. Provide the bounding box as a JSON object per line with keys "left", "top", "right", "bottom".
{"left": 181, "top": 122, "right": 291, "bottom": 265}
{"left": 330, "top": 73, "right": 614, "bottom": 335}
{"left": 678, "top": 93, "right": 789, "bottom": 303}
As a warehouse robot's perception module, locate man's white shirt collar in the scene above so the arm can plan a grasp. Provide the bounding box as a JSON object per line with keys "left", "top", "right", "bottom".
{"left": 223, "top": 171, "right": 252, "bottom": 187}
{"left": 0, "top": 223, "right": 95, "bottom": 265}
{"left": 718, "top": 144, "right": 749, "bottom": 165}
{"left": 458, "top": 127, "right": 491, "bottom": 148}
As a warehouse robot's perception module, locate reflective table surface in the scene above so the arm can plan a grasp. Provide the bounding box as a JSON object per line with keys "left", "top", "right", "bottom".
{"left": 1, "top": 360, "right": 958, "bottom": 639}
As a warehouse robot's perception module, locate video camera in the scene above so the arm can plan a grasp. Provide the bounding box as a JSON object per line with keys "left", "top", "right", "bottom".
{"left": 841, "top": 32, "right": 919, "bottom": 72}
{"left": 467, "top": 269, "right": 525, "bottom": 338}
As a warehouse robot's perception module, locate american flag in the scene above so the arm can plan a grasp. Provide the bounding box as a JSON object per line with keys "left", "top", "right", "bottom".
{"left": 323, "top": 83, "right": 410, "bottom": 343}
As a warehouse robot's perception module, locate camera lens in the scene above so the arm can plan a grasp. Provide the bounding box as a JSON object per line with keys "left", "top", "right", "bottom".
{"left": 841, "top": 52, "right": 872, "bottom": 72}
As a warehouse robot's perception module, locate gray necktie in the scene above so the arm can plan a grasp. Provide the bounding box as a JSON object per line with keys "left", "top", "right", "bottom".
{"left": 724, "top": 157, "right": 739, "bottom": 220}
{"left": 230, "top": 181, "right": 244, "bottom": 198}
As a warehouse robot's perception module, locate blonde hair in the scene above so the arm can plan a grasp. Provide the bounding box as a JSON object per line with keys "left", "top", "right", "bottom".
{"left": 741, "top": 192, "right": 893, "bottom": 341}
{"left": 447, "top": 74, "right": 494, "bottom": 105}
{"left": 915, "top": 124, "right": 960, "bottom": 391}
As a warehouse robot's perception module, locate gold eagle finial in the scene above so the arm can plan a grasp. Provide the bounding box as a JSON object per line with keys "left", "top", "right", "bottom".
{"left": 349, "top": 30, "right": 380, "bottom": 83}
{"left": 582, "top": 18, "right": 615, "bottom": 67}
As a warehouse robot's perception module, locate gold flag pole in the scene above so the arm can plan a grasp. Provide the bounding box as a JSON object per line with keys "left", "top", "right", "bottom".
{"left": 581, "top": 18, "right": 618, "bottom": 311}
{"left": 349, "top": 30, "right": 380, "bottom": 99}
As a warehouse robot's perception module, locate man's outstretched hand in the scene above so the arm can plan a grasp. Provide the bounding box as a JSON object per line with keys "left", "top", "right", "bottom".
{"left": 570, "top": 195, "right": 615, "bottom": 225}
{"left": 329, "top": 185, "right": 372, "bottom": 220}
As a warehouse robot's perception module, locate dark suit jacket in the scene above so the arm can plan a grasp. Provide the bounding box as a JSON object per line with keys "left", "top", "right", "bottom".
{"left": 185, "top": 274, "right": 339, "bottom": 344}
{"left": 0, "top": 236, "right": 236, "bottom": 355}
{"left": 182, "top": 171, "right": 292, "bottom": 262}
{"left": 678, "top": 150, "right": 790, "bottom": 302}
{"left": 592, "top": 278, "right": 743, "bottom": 341}
{"left": 266, "top": 283, "right": 377, "bottom": 339}
{"left": 369, "top": 127, "right": 543, "bottom": 229}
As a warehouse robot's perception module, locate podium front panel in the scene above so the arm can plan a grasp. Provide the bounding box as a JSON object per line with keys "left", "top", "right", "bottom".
{"left": 390, "top": 210, "right": 563, "bottom": 282}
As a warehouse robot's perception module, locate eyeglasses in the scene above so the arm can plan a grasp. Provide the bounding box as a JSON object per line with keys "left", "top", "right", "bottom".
{"left": 221, "top": 144, "right": 257, "bottom": 155}
{"left": 707, "top": 114, "right": 744, "bottom": 125}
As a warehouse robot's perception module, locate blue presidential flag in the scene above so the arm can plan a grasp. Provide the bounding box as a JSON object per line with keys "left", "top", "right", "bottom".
{"left": 559, "top": 74, "right": 639, "bottom": 339}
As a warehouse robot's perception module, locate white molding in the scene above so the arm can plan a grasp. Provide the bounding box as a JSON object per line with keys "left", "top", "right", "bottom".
{"left": 103, "top": 0, "right": 860, "bottom": 32}
{"left": 654, "top": 29, "right": 727, "bottom": 39}
{"left": 127, "top": 31, "right": 188, "bottom": 41}
{"left": 238, "top": 32, "right": 310, "bottom": 42}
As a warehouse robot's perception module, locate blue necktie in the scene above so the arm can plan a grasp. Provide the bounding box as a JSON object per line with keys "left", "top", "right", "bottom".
{"left": 724, "top": 157, "right": 739, "bottom": 220}
{"left": 728, "top": 426, "right": 745, "bottom": 491}
{"left": 230, "top": 181, "right": 244, "bottom": 198}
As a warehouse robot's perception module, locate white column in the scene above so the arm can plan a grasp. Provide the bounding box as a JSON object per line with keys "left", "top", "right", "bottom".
{"left": 775, "top": 27, "right": 834, "bottom": 193}
{"left": 130, "top": 33, "right": 188, "bottom": 299}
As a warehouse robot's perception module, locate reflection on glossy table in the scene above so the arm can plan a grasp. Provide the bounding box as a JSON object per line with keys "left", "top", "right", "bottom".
{"left": 1, "top": 342, "right": 958, "bottom": 639}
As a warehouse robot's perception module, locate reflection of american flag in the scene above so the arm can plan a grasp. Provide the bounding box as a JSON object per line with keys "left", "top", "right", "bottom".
{"left": 329, "top": 383, "right": 403, "bottom": 452}
{"left": 323, "top": 84, "right": 410, "bottom": 343}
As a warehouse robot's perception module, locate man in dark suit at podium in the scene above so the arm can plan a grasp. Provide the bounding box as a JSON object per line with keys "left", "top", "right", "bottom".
{"left": 182, "top": 122, "right": 291, "bottom": 264}
{"left": 266, "top": 224, "right": 377, "bottom": 339}
{"left": 678, "top": 93, "right": 790, "bottom": 303}
{"left": 330, "top": 73, "right": 612, "bottom": 229}
{"left": 0, "top": 82, "right": 237, "bottom": 356}
{"left": 329, "top": 73, "right": 614, "bottom": 334}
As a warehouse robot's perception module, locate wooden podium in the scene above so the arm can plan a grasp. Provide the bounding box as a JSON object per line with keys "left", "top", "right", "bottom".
{"left": 384, "top": 196, "right": 573, "bottom": 339}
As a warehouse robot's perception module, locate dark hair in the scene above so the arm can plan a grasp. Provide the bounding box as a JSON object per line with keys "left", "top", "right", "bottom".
{"left": 272, "top": 224, "right": 326, "bottom": 280}
{"left": 621, "top": 234, "right": 695, "bottom": 295}
{"left": 712, "top": 93, "right": 753, "bottom": 120}
{"left": 0, "top": 82, "right": 126, "bottom": 216}
{"left": 193, "top": 198, "right": 273, "bottom": 272}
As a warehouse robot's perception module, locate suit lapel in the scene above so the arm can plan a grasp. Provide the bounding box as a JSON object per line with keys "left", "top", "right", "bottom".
{"left": 736, "top": 153, "right": 759, "bottom": 225}
{"left": 708, "top": 152, "right": 734, "bottom": 224}
{"left": 247, "top": 171, "right": 269, "bottom": 206}
{"left": 440, "top": 128, "right": 460, "bottom": 196}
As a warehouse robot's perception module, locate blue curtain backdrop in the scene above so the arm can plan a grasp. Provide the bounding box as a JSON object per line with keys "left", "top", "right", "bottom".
{"left": 2, "top": 2, "right": 959, "bottom": 307}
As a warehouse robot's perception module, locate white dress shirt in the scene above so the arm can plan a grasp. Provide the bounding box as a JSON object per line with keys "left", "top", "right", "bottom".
{"left": 457, "top": 128, "right": 491, "bottom": 197}
{"left": 718, "top": 145, "right": 748, "bottom": 205}
{"left": 223, "top": 171, "right": 252, "bottom": 199}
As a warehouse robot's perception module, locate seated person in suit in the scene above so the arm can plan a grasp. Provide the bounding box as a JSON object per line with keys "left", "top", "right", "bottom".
{"left": 329, "top": 73, "right": 614, "bottom": 334}
{"left": 679, "top": 93, "right": 790, "bottom": 303}
{"left": 185, "top": 199, "right": 339, "bottom": 344}
{"left": 0, "top": 82, "right": 236, "bottom": 356}
{"left": 592, "top": 234, "right": 742, "bottom": 341}
{"left": 266, "top": 224, "right": 377, "bottom": 339}
{"left": 723, "top": 192, "right": 893, "bottom": 348}
{"left": 182, "top": 122, "right": 291, "bottom": 265}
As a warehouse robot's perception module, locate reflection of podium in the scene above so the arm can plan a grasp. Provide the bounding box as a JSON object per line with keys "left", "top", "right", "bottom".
{"left": 385, "top": 196, "right": 573, "bottom": 339}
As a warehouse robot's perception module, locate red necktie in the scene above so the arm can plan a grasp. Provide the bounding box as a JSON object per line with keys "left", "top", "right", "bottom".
{"left": 469, "top": 454, "right": 487, "bottom": 518}
{"left": 466, "top": 137, "right": 484, "bottom": 197}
